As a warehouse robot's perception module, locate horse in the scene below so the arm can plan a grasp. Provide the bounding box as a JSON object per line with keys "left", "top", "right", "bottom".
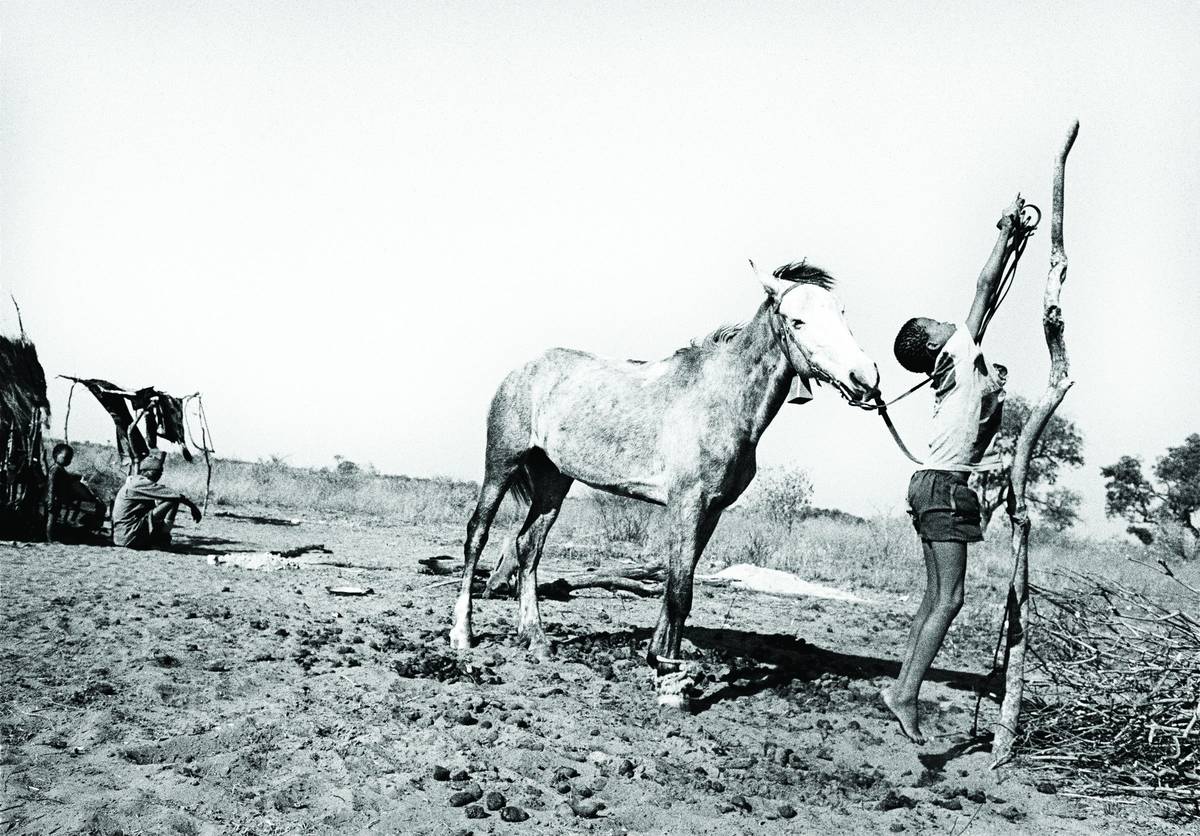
{"left": 450, "top": 260, "right": 879, "bottom": 708}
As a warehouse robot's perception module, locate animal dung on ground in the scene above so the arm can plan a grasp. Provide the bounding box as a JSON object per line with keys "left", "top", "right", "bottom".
{"left": 484, "top": 791, "right": 506, "bottom": 811}
{"left": 500, "top": 805, "right": 529, "bottom": 822}
{"left": 326, "top": 586, "right": 374, "bottom": 596}
{"left": 448, "top": 784, "right": 483, "bottom": 807}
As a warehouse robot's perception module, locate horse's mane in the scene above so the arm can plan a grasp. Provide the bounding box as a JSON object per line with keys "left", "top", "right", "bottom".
{"left": 771, "top": 260, "right": 835, "bottom": 290}
{"left": 691, "top": 323, "right": 746, "bottom": 348}
{"left": 685, "top": 260, "right": 835, "bottom": 351}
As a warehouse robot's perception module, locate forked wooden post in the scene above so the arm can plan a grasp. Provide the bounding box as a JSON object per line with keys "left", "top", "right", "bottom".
{"left": 991, "top": 121, "right": 1080, "bottom": 767}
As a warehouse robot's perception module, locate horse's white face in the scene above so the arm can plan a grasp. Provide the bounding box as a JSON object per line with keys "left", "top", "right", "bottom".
{"left": 760, "top": 274, "right": 879, "bottom": 402}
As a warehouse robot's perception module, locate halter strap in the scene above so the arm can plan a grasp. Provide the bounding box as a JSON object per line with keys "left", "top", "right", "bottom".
{"left": 769, "top": 291, "right": 818, "bottom": 381}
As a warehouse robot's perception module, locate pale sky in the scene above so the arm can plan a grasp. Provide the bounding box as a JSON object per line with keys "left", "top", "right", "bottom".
{"left": 3, "top": 1, "right": 1198, "bottom": 530}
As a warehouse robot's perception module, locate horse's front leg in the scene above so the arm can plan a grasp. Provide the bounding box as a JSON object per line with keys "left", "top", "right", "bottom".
{"left": 648, "top": 501, "right": 722, "bottom": 710}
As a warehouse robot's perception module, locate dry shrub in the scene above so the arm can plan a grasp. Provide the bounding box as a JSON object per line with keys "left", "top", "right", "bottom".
{"left": 736, "top": 465, "right": 813, "bottom": 531}
{"left": 590, "top": 492, "right": 657, "bottom": 546}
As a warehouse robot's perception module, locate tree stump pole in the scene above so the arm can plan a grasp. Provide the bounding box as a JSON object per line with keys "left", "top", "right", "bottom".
{"left": 991, "top": 121, "right": 1080, "bottom": 767}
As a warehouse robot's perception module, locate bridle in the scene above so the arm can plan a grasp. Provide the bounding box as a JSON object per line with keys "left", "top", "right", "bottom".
{"left": 768, "top": 279, "right": 866, "bottom": 405}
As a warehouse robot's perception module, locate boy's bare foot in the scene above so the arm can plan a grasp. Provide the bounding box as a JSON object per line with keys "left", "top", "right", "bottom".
{"left": 881, "top": 685, "right": 926, "bottom": 745}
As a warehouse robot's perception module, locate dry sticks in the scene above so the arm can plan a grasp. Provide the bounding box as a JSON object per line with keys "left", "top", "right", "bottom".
{"left": 1020, "top": 573, "right": 1199, "bottom": 812}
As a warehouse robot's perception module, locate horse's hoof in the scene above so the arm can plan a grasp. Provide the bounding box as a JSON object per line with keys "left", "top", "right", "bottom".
{"left": 521, "top": 633, "right": 551, "bottom": 660}
{"left": 656, "top": 692, "right": 690, "bottom": 711}
{"left": 655, "top": 666, "right": 696, "bottom": 712}
{"left": 448, "top": 629, "right": 471, "bottom": 651}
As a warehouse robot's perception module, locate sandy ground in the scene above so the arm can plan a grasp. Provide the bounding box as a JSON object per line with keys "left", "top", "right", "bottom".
{"left": 0, "top": 512, "right": 1183, "bottom": 835}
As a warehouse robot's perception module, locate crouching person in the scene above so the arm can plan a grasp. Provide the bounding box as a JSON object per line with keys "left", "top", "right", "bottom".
{"left": 45, "top": 442, "right": 106, "bottom": 543}
{"left": 111, "top": 450, "right": 202, "bottom": 550}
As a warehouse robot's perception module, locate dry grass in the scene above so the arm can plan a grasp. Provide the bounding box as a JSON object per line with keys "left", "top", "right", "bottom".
{"left": 63, "top": 442, "right": 481, "bottom": 527}
{"left": 62, "top": 439, "right": 1196, "bottom": 606}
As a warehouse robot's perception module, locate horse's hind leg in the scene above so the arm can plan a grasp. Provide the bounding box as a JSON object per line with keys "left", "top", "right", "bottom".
{"left": 514, "top": 452, "right": 573, "bottom": 656}
{"left": 450, "top": 461, "right": 518, "bottom": 651}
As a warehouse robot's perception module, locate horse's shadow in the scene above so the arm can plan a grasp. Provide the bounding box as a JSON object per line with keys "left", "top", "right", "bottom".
{"left": 554, "top": 624, "right": 997, "bottom": 714}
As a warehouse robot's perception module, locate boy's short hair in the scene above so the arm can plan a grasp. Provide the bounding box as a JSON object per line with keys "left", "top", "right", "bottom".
{"left": 894, "top": 318, "right": 933, "bottom": 374}
{"left": 52, "top": 442, "right": 73, "bottom": 459}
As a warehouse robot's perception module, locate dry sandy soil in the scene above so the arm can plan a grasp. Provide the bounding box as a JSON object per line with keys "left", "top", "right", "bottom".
{"left": 0, "top": 512, "right": 1183, "bottom": 835}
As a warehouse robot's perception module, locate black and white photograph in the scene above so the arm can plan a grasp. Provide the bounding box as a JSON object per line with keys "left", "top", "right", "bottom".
{"left": 2, "top": 2, "right": 1198, "bottom": 833}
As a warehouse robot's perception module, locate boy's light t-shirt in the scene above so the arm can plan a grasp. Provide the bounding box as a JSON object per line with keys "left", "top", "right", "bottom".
{"left": 920, "top": 323, "right": 1006, "bottom": 472}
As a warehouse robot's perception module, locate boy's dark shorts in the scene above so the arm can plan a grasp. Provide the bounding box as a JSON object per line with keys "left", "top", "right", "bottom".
{"left": 907, "top": 470, "right": 983, "bottom": 543}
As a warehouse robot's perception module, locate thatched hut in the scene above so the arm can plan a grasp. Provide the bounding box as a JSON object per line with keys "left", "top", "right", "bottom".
{"left": 1, "top": 320, "right": 50, "bottom": 539}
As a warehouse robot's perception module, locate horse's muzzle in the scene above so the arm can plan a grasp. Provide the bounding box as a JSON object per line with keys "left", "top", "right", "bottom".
{"left": 849, "top": 368, "right": 881, "bottom": 402}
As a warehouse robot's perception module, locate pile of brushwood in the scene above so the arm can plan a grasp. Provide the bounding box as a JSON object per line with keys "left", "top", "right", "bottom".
{"left": 1, "top": 330, "right": 50, "bottom": 538}
{"left": 1020, "top": 571, "right": 1199, "bottom": 816}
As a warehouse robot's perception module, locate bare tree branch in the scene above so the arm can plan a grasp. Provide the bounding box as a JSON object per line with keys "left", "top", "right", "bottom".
{"left": 992, "top": 120, "right": 1080, "bottom": 767}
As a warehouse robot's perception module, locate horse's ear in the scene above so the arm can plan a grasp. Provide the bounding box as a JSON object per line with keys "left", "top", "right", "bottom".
{"left": 749, "top": 259, "right": 785, "bottom": 300}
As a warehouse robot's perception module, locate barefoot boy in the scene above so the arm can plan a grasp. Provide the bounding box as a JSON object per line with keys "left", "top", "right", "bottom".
{"left": 881, "top": 196, "right": 1025, "bottom": 744}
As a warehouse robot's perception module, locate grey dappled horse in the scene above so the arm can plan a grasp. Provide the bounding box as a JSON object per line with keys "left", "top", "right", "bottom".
{"left": 451, "top": 262, "right": 879, "bottom": 708}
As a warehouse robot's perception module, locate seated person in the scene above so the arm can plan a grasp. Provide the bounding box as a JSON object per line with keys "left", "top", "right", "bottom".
{"left": 45, "top": 442, "right": 106, "bottom": 543}
{"left": 111, "top": 450, "right": 202, "bottom": 550}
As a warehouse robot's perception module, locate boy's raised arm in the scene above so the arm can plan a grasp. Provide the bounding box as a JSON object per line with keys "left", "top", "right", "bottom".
{"left": 966, "top": 195, "right": 1025, "bottom": 341}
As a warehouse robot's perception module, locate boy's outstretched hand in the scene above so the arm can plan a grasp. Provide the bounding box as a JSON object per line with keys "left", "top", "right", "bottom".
{"left": 998, "top": 193, "right": 1025, "bottom": 229}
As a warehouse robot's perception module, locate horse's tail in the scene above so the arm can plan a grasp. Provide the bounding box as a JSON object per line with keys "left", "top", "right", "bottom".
{"left": 484, "top": 534, "right": 519, "bottom": 597}
{"left": 482, "top": 458, "right": 535, "bottom": 597}
{"left": 506, "top": 463, "right": 533, "bottom": 507}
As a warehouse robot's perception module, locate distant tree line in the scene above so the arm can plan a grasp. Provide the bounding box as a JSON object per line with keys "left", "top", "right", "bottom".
{"left": 1102, "top": 433, "right": 1200, "bottom": 560}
